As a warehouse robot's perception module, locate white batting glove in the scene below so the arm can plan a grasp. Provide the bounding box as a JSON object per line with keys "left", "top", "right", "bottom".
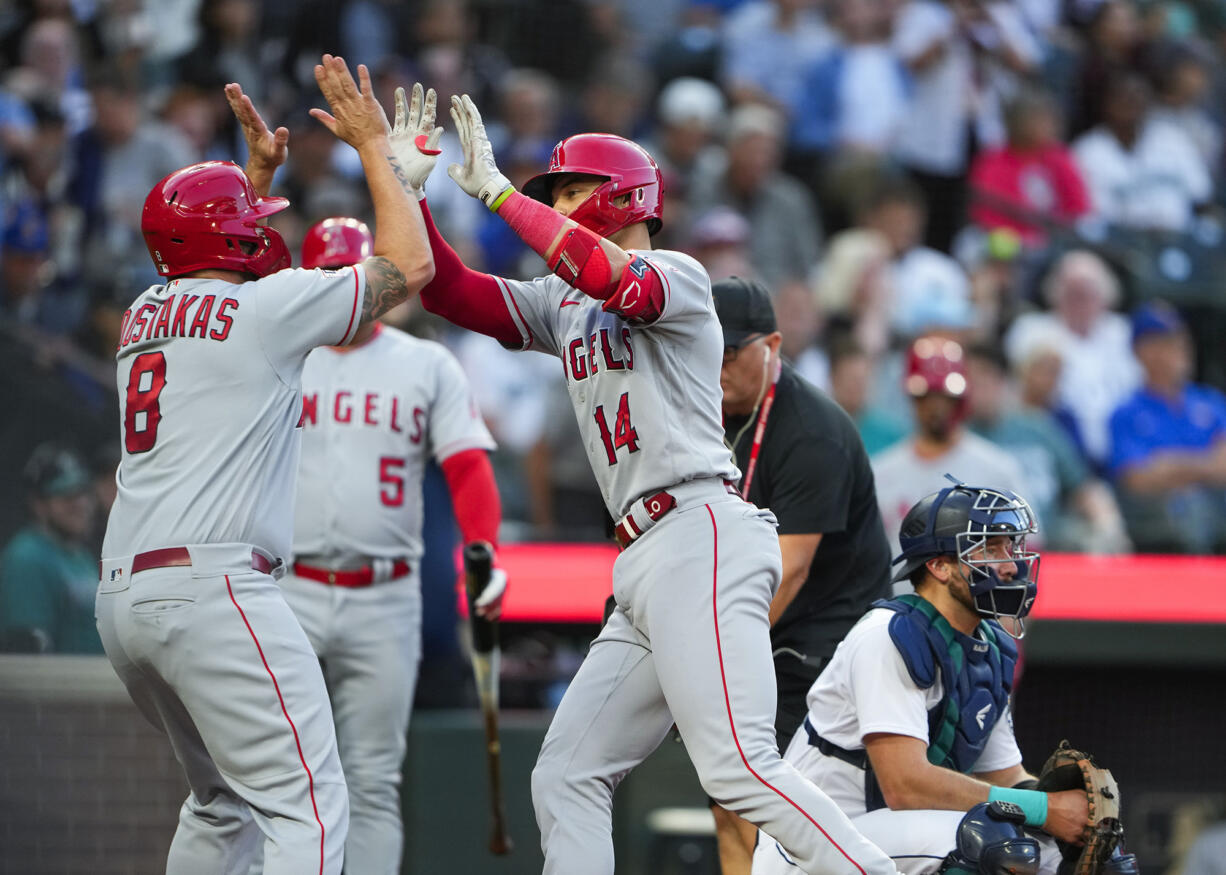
{"left": 389, "top": 82, "right": 443, "bottom": 199}
{"left": 474, "top": 567, "right": 508, "bottom": 620}
{"left": 446, "top": 93, "right": 513, "bottom": 211}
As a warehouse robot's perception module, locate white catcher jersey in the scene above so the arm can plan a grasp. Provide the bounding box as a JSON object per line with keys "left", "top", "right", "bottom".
{"left": 497, "top": 248, "right": 738, "bottom": 518}
{"left": 802, "top": 608, "right": 1022, "bottom": 814}
{"left": 292, "top": 324, "right": 495, "bottom": 564}
{"left": 102, "top": 266, "right": 366, "bottom": 561}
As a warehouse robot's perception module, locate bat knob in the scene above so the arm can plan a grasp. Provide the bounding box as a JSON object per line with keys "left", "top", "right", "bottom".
{"left": 489, "top": 834, "right": 513, "bottom": 855}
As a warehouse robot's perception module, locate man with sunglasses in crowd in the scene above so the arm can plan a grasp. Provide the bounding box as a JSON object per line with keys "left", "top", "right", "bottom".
{"left": 712, "top": 277, "right": 893, "bottom": 874}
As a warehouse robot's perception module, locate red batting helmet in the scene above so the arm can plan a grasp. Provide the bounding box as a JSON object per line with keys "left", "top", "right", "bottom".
{"left": 142, "top": 161, "right": 290, "bottom": 278}
{"left": 905, "top": 336, "right": 970, "bottom": 413}
{"left": 522, "top": 133, "right": 664, "bottom": 237}
{"left": 301, "top": 217, "right": 373, "bottom": 269}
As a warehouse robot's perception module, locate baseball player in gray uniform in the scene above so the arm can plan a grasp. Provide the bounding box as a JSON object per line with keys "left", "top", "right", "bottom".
{"left": 280, "top": 214, "right": 502, "bottom": 875}
{"left": 95, "top": 58, "right": 438, "bottom": 874}
{"left": 416, "top": 94, "right": 902, "bottom": 875}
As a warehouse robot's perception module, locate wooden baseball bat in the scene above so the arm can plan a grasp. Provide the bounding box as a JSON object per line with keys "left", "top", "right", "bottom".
{"left": 464, "top": 541, "right": 512, "bottom": 855}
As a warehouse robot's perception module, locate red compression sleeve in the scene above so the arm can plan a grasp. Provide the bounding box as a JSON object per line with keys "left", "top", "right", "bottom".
{"left": 418, "top": 201, "right": 523, "bottom": 347}
{"left": 496, "top": 191, "right": 665, "bottom": 320}
{"left": 496, "top": 191, "right": 617, "bottom": 296}
{"left": 440, "top": 448, "right": 501, "bottom": 549}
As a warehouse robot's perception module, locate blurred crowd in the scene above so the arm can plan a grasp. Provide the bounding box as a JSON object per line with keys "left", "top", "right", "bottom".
{"left": 4, "top": 0, "right": 1226, "bottom": 655}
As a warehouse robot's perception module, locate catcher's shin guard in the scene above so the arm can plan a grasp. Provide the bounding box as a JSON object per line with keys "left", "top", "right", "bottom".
{"left": 1103, "top": 849, "right": 1139, "bottom": 875}
{"left": 939, "top": 801, "right": 1040, "bottom": 874}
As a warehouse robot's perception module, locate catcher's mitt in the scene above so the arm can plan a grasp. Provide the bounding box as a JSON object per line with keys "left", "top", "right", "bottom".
{"left": 1034, "top": 740, "right": 1124, "bottom": 874}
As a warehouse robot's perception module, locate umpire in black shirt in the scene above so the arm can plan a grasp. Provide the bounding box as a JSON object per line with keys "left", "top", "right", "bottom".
{"left": 709, "top": 277, "right": 893, "bottom": 874}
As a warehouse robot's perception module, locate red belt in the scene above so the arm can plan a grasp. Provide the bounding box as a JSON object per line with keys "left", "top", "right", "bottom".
{"left": 292, "top": 559, "right": 411, "bottom": 588}
{"left": 121, "top": 547, "right": 275, "bottom": 576}
{"left": 615, "top": 490, "right": 676, "bottom": 549}
{"left": 613, "top": 481, "right": 739, "bottom": 550}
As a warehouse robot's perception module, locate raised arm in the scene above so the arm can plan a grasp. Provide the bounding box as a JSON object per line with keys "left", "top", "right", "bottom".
{"left": 311, "top": 56, "right": 434, "bottom": 326}
{"left": 446, "top": 95, "right": 664, "bottom": 324}
{"left": 225, "top": 82, "right": 288, "bottom": 197}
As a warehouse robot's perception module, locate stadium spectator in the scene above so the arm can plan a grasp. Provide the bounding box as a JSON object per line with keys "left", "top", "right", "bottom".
{"left": 968, "top": 88, "right": 1092, "bottom": 245}
{"left": 573, "top": 52, "right": 653, "bottom": 140}
{"left": 162, "top": 84, "right": 231, "bottom": 163}
{"left": 486, "top": 67, "right": 562, "bottom": 157}
{"left": 0, "top": 443, "right": 101, "bottom": 654}
{"left": 812, "top": 227, "right": 892, "bottom": 358}
{"left": 71, "top": 71, "right": 194, "bottom": 304}
{"left": 1108, "top": 301, "right": 1226, "bottom": 553}
{"left": 1149, "top": 41, "right": 1222, "bottom": 176}
{"left": 0, "top": 200, "right": 52, "bottom": 325}
{"left": 6, "top": 17, "right": 92, "bottom": 137}
{"left": 790, "top": 0, "right": 910, "bottom": 160}
{"left": 178, "top": 0, "right": 272, "bottom": 100}
{"left": 683, "top": 206, "right": 757, "bottom": 283}
{"left": 1009, "top": 333, "right": 1095, "bottom": 464}
{"left": 855, "top": 176, "right": 976, "bottom": 341}
{"left": 1004, "top": 249, "right": 1141, "bottom": 469}
{"left": 872, "top": 336, "right": 1027, "bottom": 565}
{"left": 1072, "top": 72, "right": 1212, "bottom": 232}
{"left": 965, "top": 342, "right": 1130, "bottom": 552}
{"left": 688, "top": 102, "right": 823, "bottom": 286}
{"left": 719, "top": 0, "right": 833, "bottom": 116}
{"left": 1068, "top": 0, "right": 1146, "bottom": 137}
{"left": 642, "top": 76, "right": 726, "bottom": 208}
{"left": 828, "top": 336, "right": 910, "bottom": 457}
{"left": 892, "top": 0, "right": 1041, "bottom": 251}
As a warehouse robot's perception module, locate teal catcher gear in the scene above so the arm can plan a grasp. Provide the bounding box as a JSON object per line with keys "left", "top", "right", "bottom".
{"left": 892, "top": 478, "right": 1040, "bottom": 638}
{"left": 876, "top": 594, "right": 1017, "bottom": 775}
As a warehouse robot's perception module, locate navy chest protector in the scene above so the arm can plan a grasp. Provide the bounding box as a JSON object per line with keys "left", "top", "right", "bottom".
{"left": 876, "top": 595, "right": 1017, "bottom": 774}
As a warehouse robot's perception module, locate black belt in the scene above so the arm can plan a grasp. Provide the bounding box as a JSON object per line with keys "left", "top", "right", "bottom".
{"left": 803, "top": 716, "right": 887, "bottom": 812}
{"left": 803, "top": 717, "right": 867, "bottom": 769}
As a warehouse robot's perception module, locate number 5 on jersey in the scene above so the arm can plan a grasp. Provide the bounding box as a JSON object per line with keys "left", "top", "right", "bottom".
{"left": 594, "top": 392, "right": 639, "bottom": 465}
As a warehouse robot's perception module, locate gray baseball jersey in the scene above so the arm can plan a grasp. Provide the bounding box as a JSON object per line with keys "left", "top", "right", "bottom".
{"left": 276, "top": 323, "right": 494, "bottom": 874}
{"left": 98, "top": 265, "right": 365, "bottom": 875}
{"left": 292, "top": 324, "right": 494, "bottom": 564}
{"left": 495, "top": 248, "right": 739, "bottom": 518}
{"left": 103, "top": 267, "right": 365, "bottom": 560}
{"left": 502, "top": 248, "right": 900, "bottom": 875}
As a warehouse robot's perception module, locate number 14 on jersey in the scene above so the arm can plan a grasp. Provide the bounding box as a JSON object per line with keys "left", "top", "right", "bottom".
{"left": 594, "top": 392, "right": 639, "bottom": 465}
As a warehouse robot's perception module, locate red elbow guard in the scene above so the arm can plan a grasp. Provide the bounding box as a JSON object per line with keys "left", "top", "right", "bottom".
{"left": 548, "top": 225, "right": 614, "bottom": 295}
{"left": 600, "top": 255, "right": 664, "bottom": 323}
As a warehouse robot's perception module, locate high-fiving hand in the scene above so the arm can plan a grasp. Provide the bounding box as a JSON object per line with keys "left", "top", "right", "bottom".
{"left": 311, "top": 54, "right": 390, "bottom": 152}
{"left": 225, "top": 82, "right": 288, "bottom": 174}
{"left": 446, "top": 94, "right": 513, "bottom": 210}
{"left": 390, "top": 83, "right": 443, "bottom": 198}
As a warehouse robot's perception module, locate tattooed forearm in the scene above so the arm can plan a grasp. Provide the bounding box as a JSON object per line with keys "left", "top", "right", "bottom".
{"left": 361, "top": 256, "right": 410, "bottom": 323}
{"left": 387, "top": 154, "right": 414, "bottom": 195}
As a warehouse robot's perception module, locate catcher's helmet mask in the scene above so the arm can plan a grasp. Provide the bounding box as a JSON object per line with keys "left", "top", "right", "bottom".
{"left": 894, "top": 476, "right": 1040, "bottom": 638}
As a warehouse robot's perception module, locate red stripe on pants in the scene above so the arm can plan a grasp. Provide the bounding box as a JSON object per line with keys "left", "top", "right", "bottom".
{"left": 705, "top": 504, "right": 867, "bottom": 875}
{"left": 226, "top": 575, "right": 326, "bottom": 874}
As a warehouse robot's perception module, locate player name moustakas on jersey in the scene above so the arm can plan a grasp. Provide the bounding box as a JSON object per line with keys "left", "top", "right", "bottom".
{"left": 497, "top": 248, "right": 740, "bottom": 519}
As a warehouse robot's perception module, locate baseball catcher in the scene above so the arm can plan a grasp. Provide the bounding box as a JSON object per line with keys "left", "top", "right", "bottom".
{"left": 752, "top": 479, "right": 1138, "bottom": 874}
